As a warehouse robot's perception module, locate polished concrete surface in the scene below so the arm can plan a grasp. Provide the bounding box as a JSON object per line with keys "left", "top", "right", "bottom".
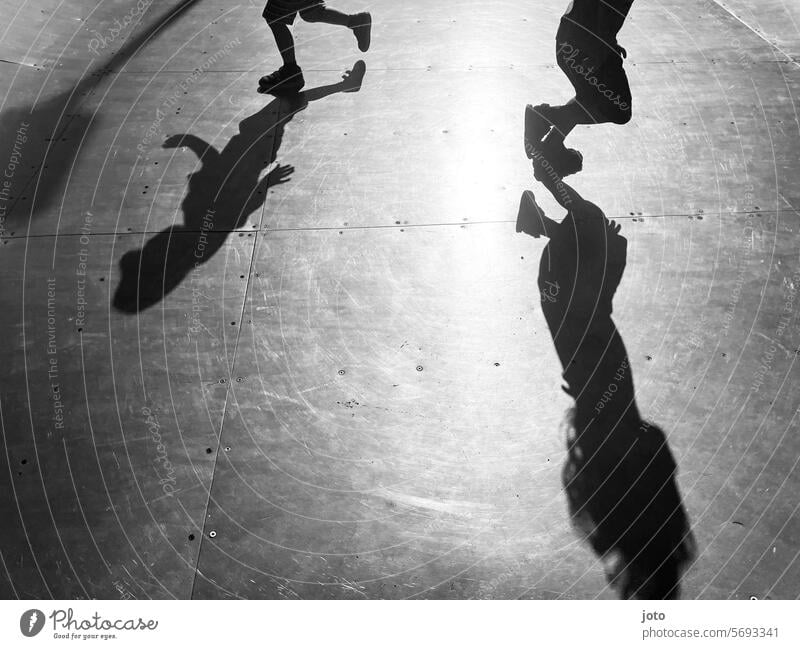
{"left": 0, "top": 0, "right": 799, "bottom": 599}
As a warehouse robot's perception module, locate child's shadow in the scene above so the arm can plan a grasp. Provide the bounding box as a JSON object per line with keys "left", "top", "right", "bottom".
{"left": 113, "top": 61, "right": 366, "bottom": 313}
{"left": 536, "top": 206, "right": 695, "bottom": 599}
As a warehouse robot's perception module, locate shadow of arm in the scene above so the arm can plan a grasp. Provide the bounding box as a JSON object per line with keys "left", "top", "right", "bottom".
{"left": 163, "top": 134, "right": 220, "bottom": 164}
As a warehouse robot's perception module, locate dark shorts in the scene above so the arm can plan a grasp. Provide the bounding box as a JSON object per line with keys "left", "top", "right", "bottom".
{"left": 263, "top": 0, "right": 326, "bottom": 25}
{"left": 555, "top": 25, "right": 632, "bottom": 124}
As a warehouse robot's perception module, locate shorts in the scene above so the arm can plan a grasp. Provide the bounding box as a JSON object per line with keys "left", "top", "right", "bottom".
{"left": 555, "top": 25, "right": 632, "bottom": 124}
{"left": 263, "top": 0, "right": 326, "bottom": 25}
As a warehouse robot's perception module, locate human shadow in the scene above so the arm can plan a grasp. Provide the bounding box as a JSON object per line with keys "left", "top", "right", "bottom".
{"left": 0, "top": 0, "right": 202, "bottom": 228}
{"left": 112, "top": 61, "right": 366, "bottom": 313}
{"left": 517, "top": 162, "right": 696, "bottom": 599}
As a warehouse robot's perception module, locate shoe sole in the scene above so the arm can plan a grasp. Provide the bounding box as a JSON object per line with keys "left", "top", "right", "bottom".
{"left": 258, "top": 76, "right": 305, "bottom": 95}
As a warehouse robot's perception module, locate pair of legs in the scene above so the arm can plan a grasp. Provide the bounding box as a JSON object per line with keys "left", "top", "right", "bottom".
{"left": 270, "top": 6, "right": 370, "bottom": 67}
{"left": 260, "top": 1, "right": 371, "bottom": 93}
{"left": 535, "top": 66, "right": 632, "bottom": 144}
{"left": 516, "top": 144, "right": 612, "bottom": 242}
{"left": 524, "top": 32, "right": 632, "bottom": 176}
{"left": 536, "top": 99, "right": 612, "bottom": 147}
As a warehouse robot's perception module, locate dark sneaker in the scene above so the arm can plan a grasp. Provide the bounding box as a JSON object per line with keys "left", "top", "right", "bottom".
{"left": 534, "top": 137, "right": 583, "bottom": 179}
{"left": 550, "top": 144, "right": 583, "bottom": 178}
{"left": 258, "top": 64, "right": 305, "bottom": 94}
{"left": 516, "top": 190, "right": 547, "bottom": 238}
{"left": 350, "top": 12, "right": 372, "bottom": 52}
{"left": 524, "top": 103, "right": 552, "bottom": 159}
{"left": 341, "top": 60, "right": 367, "bottom": 93}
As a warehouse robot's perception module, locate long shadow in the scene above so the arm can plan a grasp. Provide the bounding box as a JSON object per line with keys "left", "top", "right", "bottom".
{"left": 517, "top": 166, "right": 696, "bottom": 599}
{"left": 0, "top": 0, "right": 201, "bottom": 228}
{"left": 112, "top": 62, "right": 366, "bottom": 313}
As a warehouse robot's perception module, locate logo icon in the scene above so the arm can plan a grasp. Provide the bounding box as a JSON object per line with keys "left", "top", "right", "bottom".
{"left": 20, "top": 609, "right": 46, "bottom": 637}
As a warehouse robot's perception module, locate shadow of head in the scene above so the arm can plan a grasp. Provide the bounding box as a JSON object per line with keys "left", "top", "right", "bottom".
{"left": 112, "top": 229, "right": 228, "bottom": 314}
{"left": 563, "top": 415, "right": 696, "bottom": 599}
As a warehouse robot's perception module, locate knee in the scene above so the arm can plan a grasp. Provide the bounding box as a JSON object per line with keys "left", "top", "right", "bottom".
{"left": 613, "top": 106, "right": 632, "bottom": 125}
{"left": 604, "top": 98, "right": 632, "bottom": 124}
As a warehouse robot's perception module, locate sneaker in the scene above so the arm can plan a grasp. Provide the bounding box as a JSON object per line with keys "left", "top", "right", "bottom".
{"left": 258, "top": 64, "right": 305, "bottom": 94}
{"left": 341, "top": 60, "right": 367, "bottom": 93}
{"left": 524, "top": 104, "right": 552, "bottom": 159}
{"left": 516, "top": 190, "right": 547, "bottom": 238}
{"left": 550, "top": 143, "right": 583, "bottom": 178}
{"left": 534, "top": 137, "right": 583, "bottom": 179}
{"left": 350, "top": 12, "right": 372, "bottom": 52}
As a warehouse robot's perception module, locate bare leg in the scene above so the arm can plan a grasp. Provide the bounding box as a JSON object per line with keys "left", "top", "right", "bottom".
{"left": 303, "top": 7, "right": 372, "bottom": 51}
{"left": 544, "top": 99, "right": 599, "bottom": 145}
{"left": 303, "top": 7, "right": 352, "bottom": 26}
{"left": 270, "top": 22, "right": 297, "bottom": 66}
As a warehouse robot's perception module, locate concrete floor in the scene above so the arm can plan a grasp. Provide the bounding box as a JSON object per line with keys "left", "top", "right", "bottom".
{"left": 0, "top": 0, "right": 799, "bottom": 599}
